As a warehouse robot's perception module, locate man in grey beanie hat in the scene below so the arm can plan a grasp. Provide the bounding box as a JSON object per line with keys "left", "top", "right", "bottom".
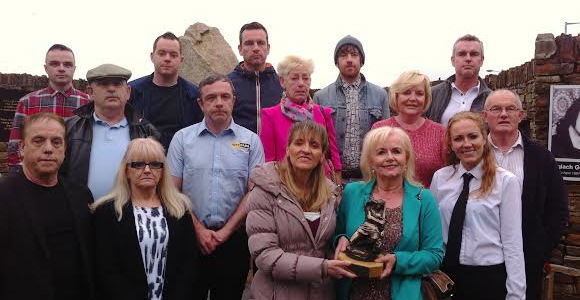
{"left": 314, "top": 35, "right": 389, "bottom": 184}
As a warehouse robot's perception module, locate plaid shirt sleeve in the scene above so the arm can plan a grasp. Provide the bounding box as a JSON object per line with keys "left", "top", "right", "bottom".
{"left": 7, "top": 96, "right": 29, "bottom": 168}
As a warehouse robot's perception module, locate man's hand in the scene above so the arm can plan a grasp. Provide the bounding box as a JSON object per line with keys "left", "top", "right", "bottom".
{"left": 212, "top": 227, "right": 234, "bottom": 246}
{"left": 195, "top": 226, "right": 218, "bottom": 255}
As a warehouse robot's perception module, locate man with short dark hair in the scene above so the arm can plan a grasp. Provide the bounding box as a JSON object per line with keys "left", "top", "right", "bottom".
{"left": 129, "top": 32, "right": 202, "bottom": 149}
{"left": 314, "top": 35, "right": 389, "bottom": 182}
{"left": 0, "top": 113, "right": 95, "bottom": 300}
{"left": 228, "top": 22, "right": 283, "bottom": 133}
{"left": 483, "top": 89, "right": 569, "bottom": 300}
{"left": 62, "top": 64, "right": 159, "bottom": 200}
{"left": 427, "top": 34, "right": 491, "bottom": 125}
{"left": 8, "top": 44, "right": 91, "bottom": 172}
{"left": 168, "top": 73, "right": 264, "bottom": 300}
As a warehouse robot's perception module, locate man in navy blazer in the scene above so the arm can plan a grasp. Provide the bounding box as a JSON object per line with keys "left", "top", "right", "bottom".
{"left": 483, "top": 89, "right": 569, "bottom": 300}
{"left": 0, "top": 113, "right": 94, "bottom": 300}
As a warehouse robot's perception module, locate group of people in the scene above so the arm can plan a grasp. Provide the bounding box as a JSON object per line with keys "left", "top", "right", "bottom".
{"left": 0, "top": 20, "right": 570, "bottom": 300}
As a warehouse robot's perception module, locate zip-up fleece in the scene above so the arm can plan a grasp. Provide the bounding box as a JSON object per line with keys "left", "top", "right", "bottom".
{"left": 228, "top": 63, "right": 283, "bottom": 134}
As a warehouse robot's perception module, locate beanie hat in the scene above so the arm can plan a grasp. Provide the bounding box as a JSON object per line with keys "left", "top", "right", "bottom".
{"left": 334, "top": 35, "right": 365, "bottom": 65}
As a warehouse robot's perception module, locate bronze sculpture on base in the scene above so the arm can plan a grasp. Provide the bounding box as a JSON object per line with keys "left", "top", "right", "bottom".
{"left": 338, "top": 198, "right": 386, "bottom": 278}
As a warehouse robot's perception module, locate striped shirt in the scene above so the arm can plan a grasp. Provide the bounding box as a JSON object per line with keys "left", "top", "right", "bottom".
{"left": 488, "top": 132, "right": 525, "bottom": 187}
{"left": 8, "top": 86, "right": 91, "bottom": 168}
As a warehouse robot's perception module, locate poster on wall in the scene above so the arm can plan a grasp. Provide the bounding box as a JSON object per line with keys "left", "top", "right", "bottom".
{"left": 548, "top": 85, "right": 580, "bottom": 181}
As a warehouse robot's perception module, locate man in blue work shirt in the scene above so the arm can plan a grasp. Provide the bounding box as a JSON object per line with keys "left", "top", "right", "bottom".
{"left": 168, "top": 73, "right": 264, "bottom": 300}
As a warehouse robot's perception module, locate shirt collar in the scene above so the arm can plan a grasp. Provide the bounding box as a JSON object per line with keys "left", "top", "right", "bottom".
{"left": 46, "top": 85, "right": 76, "bottom": 97}
{"left": 456, "top": 161, "right": 484, "bottom": 181}
{"left": 199, "top": 118, "right": 236, "bottom": 137}
{"left": 92, "top": 112, "right": 128, "bottom": 128}
{"left": 451, "top": 81, "right": 480, "bottom": 94}
{"left": 340, "top": 74, "right": 362, "bottom": 90}
{"left": 487, "top": 131, "right": 523, "bottom": 152}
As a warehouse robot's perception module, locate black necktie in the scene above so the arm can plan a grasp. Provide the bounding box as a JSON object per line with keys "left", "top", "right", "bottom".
{"left": 444, "top": 172, "right": 474, "bottom": 268}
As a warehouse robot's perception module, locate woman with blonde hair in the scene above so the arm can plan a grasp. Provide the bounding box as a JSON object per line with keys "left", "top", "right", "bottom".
{"left": 372, "top": 70, "right": 445, "bottom": 187}
{"left": 334, "top": 126, "right": 443, "bottom": 300}
{"left": 431, "top": 112, "right": 526, "bottom": 300}
{"left": 247, "top": 120, "right": 355, "bottom": 300}
{"left": 93, "top": 138, "right": 198, "bottom": 300}
{"left": 260, "top": 55, "right": 342, "bottom": 183}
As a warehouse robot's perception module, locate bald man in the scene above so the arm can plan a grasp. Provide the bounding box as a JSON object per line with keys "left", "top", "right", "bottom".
{"left": 483, "top": 89, "right": 569, "bottom": 300}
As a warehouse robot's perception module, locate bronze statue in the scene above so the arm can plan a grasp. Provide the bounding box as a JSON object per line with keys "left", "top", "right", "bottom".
{"left": 346, "top": 198, "right": 387, "bottom": 261}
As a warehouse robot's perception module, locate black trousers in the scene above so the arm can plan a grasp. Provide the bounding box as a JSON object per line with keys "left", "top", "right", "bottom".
{"left": 445, "top": 263, "right": 507, "bottom": 300}
{"left": 193, "top": 229, "right": 249, "bottom": 300}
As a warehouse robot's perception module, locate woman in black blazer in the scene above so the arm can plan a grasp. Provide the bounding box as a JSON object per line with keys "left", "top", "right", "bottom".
{"left": 92, "top": 138, "right": 198, "bottom": 300}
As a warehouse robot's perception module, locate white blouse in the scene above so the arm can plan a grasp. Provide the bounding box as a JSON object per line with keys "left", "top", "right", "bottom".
{"left": 431, "top": 162, "right": 526, "bottom": 300}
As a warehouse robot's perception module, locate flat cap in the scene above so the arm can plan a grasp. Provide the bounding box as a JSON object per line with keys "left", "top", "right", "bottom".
{"left": 86, "top": 64, "right": 132, "bottom": 83}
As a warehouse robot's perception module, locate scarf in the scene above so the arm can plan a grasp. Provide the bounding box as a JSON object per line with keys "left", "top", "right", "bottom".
{"left": 280, "top": 96, "right": 314, "bottom": 122}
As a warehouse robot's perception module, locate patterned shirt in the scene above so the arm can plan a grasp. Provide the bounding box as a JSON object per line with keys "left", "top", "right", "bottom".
{"left": 7, "top": 86, "right": 91, "bottom": 168}
{"left": 134, "top": 206, "right": 168, "bottom": 300}
{"left": 341, "top": 75, "right": 362, "bottom": 171}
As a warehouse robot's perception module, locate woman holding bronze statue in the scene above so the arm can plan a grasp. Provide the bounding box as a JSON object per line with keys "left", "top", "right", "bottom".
{"left": 372, "top": 70, "right": 445, "bottom": 187}
{"left": 92, "top": 138, "right": 198, "bottom": 300}
{"left": 431, "top": 112, "right": 526, "bottom": 300}
{"left": 246, "top": 121, "right": 355, "bottom": 300}
{"left": 334, "top": 126, "right": 444, "bottom": 300}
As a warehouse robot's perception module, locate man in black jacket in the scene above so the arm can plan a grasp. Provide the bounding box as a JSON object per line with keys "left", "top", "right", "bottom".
{"left": 62, "top": 64, "right": 159, "bottom": 200}
{"left": 0, "top": 113, "right": 95, "bottom": 300}
{"left": 129, "top": 32, "right": 202, "bottom": 149}
{"left": 228, "top": 22, "right": 283, "bottom": 134}
{"left": 484, "top": 89, "right": 569, "bottom": 300}
{"left": 426, "top": 34, "right": 491, "bottom": 126}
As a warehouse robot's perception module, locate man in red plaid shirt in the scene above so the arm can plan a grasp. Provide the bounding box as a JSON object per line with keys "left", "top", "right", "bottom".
{"left": 7, "top": 44, "right": 91, "bottom": 172}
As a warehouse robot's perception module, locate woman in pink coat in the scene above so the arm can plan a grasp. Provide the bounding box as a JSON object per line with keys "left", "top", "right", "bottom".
{"left": 247, "top": 121, "right": 355, "bottom": 300}
{"left": 260, "top": 55, "right": 342, "bottom": 182}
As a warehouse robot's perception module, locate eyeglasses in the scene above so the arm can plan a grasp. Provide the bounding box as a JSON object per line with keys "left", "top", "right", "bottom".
{"left": 486, "top": 106, "right": 521, "bottom": 115}
{"left": 128, "top": 161, "right": 164, "bottom": 169}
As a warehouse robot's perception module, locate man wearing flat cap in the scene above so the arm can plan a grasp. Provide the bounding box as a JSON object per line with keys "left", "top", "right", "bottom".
{"left": 314, "top": 35, "right": 389, "bottom": 182}
{"left": 62, "top": 64, "right": 159, "bottom": 200}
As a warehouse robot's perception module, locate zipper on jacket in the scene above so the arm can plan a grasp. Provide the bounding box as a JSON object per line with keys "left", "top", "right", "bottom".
{"left": 255, "top": 72, "right": 261, "bottom": 134}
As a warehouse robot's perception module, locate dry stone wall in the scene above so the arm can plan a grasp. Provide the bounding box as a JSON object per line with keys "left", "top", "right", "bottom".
{"left": 485, "top": 33, "right": 580, "bottom": 300}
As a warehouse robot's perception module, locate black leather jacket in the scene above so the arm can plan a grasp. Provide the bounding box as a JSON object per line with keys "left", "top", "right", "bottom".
{"left": 61, "top": 102, "right": 160, "bottom": 185}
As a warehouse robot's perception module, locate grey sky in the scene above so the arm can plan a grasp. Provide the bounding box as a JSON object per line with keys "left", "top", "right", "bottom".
{"left": 1, "top": 0, "right": 579, "bottom": 89}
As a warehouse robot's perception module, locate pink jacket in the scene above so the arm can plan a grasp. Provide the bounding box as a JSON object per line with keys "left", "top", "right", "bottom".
{"left": 246, "top": 162, "right": 339, "bottom": 300}
{"left": 260, "top": 103, "right": 342, "bottom": 170}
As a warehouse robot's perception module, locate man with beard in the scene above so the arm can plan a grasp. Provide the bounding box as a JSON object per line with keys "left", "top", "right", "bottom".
{"left": 315, "top": 35, "right": 389, "bottom": 182}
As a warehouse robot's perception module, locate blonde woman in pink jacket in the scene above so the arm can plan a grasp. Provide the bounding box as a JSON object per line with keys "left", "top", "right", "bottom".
{"left": 247, "top": 121, "right": 355, "bottom": 300}
{"left": 260, "top": 55, "right": 342, "bottom": 183}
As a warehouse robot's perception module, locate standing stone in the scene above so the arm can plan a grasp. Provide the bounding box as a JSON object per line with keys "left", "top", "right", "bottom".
{"left": 179, "top": 22, "right": 239, "bottom": 85}
{"left": 535, "top": 33, "right": 557, "bottom": 59}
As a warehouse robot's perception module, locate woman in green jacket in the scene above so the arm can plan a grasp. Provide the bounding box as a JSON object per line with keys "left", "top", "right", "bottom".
{"left": 334, "top": 126, "right": 444, "bottom": 300}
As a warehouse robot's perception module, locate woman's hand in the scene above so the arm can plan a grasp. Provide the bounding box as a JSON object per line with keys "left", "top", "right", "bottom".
{"left": 325, "top": 259, "right": 357, "bottom": 279}
{"left": 334, "top": 236, "right": 350, "bottom": 259}
{"left": 375, "top": 253, "right": 397, "bottom": 279}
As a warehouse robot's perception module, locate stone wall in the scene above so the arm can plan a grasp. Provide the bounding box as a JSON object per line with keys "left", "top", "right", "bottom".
{"left": 484, "top": 33, "right": 580, "bottom": 300}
